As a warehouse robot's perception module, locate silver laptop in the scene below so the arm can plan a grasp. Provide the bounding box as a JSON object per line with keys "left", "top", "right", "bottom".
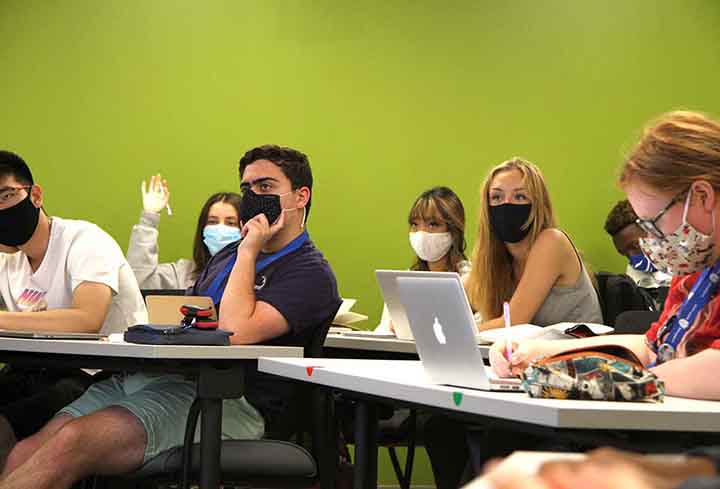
{"left": 0, "top": 330, "right": 106, "bottom": 340}
{"left": 375, "top": 270, "right": 461, "bottom": 341}
{"left": 396, "top": 275, "right": 522, "bottom": 392}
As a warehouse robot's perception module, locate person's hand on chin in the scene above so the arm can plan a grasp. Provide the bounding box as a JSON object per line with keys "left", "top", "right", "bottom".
{"left": 240, "top": 210, "right": 286, "bottom": 255}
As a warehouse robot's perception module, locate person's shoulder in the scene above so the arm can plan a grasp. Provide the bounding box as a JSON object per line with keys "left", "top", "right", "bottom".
{"left": 55, "top": 217, "right": 112, "bottom": 239}
{"left": 58, "top": 218, "right": 123, "bottom": 255}
{"left": 531, "top": 228, "right": 574, "bottom": 257}
{"left": 281, "top": 241, "right": 335, "bottom": 277}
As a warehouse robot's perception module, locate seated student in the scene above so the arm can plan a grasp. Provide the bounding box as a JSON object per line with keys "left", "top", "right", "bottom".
{"left": 0, "top": 151, "right": 147, "bottom": 463}
{"left": 483, "top": 111, "right": 720, "bottom": 489}
{"left": 492, "top": 111, "right": 720, "bottom": 401}
{"left": 465, "top": 157, "right": 602, "bottom": 331}
{"left": 376, "top": 186, "right": 470, "bottom": 334}
{"left": 424, "top": 158, "right": 603, "bottom": 489}
{"left": 604, "top": 198, "right": 671, "bottom": 308}
{"left": 0, "top": 144, "right": 341, "bottom": 489}
{"left": 127, "top": 173, "right": 242, "bottom": 289}
{"left": 483, "top": 446, "right": 719, "bottom": 489}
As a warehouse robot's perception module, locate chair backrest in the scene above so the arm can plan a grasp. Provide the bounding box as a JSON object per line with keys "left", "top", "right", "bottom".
{"left": 613, "top": 309, "right": 662, "bottom": 335}
{"left": 594, "top": 272, "right": 656, "bottom": 326}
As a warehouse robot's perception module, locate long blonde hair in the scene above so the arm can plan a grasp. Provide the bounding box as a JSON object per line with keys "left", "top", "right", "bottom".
{"left": 620, "top": 110, "right": 720, "bottom": 192}
{"left": 466, "top": 158, "right": 557, "bottom": 320}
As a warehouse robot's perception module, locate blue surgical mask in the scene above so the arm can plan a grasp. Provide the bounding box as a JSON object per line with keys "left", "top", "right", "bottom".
{"left": 628, "top": 253, "right": 657, "bottom": 273}
{"left": 203, "top": 224, "right": 241, "bottom": 256}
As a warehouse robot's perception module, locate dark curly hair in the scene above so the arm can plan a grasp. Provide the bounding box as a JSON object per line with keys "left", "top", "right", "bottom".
{"left": 238, "top": 145, "right": 312, "bottom": 222}
{"left": 604, "top": 199, "right": 638, "bottom": 236}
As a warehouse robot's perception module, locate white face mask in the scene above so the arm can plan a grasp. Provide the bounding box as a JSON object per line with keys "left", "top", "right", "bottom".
{"left": 409, "top": 231, "right": 453, "bottom": 263}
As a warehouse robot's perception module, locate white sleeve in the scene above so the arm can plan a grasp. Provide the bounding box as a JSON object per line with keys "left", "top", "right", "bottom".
{"left": 126, "top": 212, "right": 195, "bottom": 289}
{"left": 67, "top": 226, "right": 125, "bottom": 294}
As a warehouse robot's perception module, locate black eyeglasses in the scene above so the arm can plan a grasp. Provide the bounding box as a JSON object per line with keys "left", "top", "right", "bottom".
{"left": 635, "top": 188, "right": 689, "bottom": 240}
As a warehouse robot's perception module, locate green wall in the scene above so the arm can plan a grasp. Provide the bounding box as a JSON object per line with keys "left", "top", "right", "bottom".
{"left": 2, "top": 1, "right": 720, "bottom": 327}
{"left": 2, "top": 0, "right": 720, "bottom": 485}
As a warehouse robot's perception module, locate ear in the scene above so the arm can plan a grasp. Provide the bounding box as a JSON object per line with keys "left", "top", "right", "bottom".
{"left": 294, "top": 187, "right": 310, "bottom": 209}
{"left": 29, "top": 184, "right": 43, "bottom": 209}
{"left": 691, "top": 180, "right": 716, "bottom": 213}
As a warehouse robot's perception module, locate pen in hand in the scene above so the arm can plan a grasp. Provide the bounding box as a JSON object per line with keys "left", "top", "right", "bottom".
{"left": 503, "top": 301, "right": 512, "bottom": 363}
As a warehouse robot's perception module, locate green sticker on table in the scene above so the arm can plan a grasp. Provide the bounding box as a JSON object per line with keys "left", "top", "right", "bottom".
{"left": 452, "top": 392, "right": 463, "bottom": 406}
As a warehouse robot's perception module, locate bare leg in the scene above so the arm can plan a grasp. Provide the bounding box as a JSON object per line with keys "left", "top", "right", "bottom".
{"left": 2, "top": 414, "right": 72, "bottom": 477}
{"left": 0, "top": 407, "right": 146, "bottom": 489}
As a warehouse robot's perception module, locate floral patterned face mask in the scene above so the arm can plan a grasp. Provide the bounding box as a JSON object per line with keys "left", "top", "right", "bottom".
{"left": 639, "top": 190, "right": 716, "bottom": 276}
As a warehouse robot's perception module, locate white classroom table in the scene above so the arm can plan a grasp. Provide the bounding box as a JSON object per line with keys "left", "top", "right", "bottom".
{"left": 0, "top": 336, "right": 302, "bottom": 489}
{"left": 258, "top": 357, "right": 720, "bottom": 489}
{"left": 324, "top": 332, "right": 491, "bottom": 359}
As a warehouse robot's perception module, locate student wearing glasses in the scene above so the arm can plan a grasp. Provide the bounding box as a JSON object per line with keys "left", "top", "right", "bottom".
{"left": 492, "top": 111, "right": 720, "bottom": 402}
{"left": 0, "top": 151, "right": 147, "bottom": 465}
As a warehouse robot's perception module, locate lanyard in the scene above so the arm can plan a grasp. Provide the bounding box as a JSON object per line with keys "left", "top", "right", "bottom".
{"left": 204, "top": 231, "right": 309, "bottom": 305}
{"left": 652, "top": 260, "right": 720, "bottom": 365}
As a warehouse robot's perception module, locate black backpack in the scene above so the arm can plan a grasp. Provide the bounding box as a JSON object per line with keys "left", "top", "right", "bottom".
{"left": 594, "top": 272, "right": 656, "bottom": 327}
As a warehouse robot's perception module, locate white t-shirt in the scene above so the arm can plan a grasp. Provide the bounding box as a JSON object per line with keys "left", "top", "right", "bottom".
{"left": 0, "top": 217, "right": 148, "bottom": 334}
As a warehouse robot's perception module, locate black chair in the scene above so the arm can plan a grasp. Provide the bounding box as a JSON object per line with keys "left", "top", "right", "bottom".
{"left": 95, "top": 314, "right": 339, "bottom": 489}
{"left": 613, "top": 310, "right": 662, "bottom": 335}
{"left": 594, "top": 272, "right": 655, "bottom": 326}
{"left": 336, "top": 399, "right": 421, "bottom": 489}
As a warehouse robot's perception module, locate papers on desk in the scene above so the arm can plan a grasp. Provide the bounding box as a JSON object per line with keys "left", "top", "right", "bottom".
{"left": 475, "top": 322, "right": 613, "bottom": 345}
{"left": 332, "top": 298, "right": 369, "bottom": 328}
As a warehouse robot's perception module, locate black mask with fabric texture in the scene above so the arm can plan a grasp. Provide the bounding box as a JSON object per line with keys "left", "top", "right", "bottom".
{"left": 0, "top": 193, "right": 40, "bottom": 246}
{"left": 489, "top": 203, "right": 532, "bottom": 243}
{"left": 240, "top": 189, "right": 282, "bottom": 225}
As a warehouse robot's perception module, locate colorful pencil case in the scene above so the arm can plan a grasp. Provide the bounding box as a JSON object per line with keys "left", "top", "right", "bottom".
{"left": 522, "top": 345, "right": 665, "bottom": 402}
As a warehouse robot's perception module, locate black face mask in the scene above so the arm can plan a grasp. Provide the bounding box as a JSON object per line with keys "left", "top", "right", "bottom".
{"left": 240, "top": 189, "right": 283, "bottom": 225}
{"left": 0, "top": 193, "right": 40, "bottom": 246}
{"left": 489, "top": 203, "right": 532, "bottom": 243}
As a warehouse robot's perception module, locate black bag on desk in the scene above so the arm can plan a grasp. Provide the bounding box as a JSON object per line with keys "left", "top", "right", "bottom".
{"left": 124, "top": 324, "right": 233, "bottom": 346}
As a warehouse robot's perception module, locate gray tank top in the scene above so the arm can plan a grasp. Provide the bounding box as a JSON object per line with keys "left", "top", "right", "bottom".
{"left": 531, "top": 240, "right": 604, "bottom": 327}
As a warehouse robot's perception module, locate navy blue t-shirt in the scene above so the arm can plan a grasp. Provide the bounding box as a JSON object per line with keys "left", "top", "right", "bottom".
{"left": 188, "top": 237, "right": 341, "bottom": 421}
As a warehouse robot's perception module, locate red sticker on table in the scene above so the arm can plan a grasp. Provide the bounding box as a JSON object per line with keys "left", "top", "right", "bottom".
{"left": 306, "top": 366, "right": 324, "bottom": 377}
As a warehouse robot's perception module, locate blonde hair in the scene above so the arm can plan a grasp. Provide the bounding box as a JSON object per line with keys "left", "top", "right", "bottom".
{"left": 465, "top": 158, "right": 557, "bottom": 320}
{"left": 408, "top": 186, "right": 467, "bottom": 272}
{"left": 621, "top": 110, "right": 720, "bottom": 192}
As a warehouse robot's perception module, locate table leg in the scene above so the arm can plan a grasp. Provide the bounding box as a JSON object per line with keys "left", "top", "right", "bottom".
{"left": 199, "top": 398, "right": 223, "bottom": 489}
{"left": 354, "top": 400, "right": 378, "bottom": 489}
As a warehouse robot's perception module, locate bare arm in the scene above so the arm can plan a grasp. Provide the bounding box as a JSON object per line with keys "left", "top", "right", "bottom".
{"left": 650, "top": 348, "right": 720, "bottom": 400}
{"left": 0, "top": 282, "right": 111, "bottom": 332}
{"left": 490, "top": 334, "right": 650, "bottom": 377}
{"left": 477, "top": 229, "right": 581, "bottom": 331}
{"left": 219, "top": 213, "right": 290, "bottom": 344}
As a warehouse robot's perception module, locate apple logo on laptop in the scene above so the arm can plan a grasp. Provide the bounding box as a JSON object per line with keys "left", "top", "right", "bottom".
{"left": 432, "top": 316, "right": 447, "bottom": 345}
